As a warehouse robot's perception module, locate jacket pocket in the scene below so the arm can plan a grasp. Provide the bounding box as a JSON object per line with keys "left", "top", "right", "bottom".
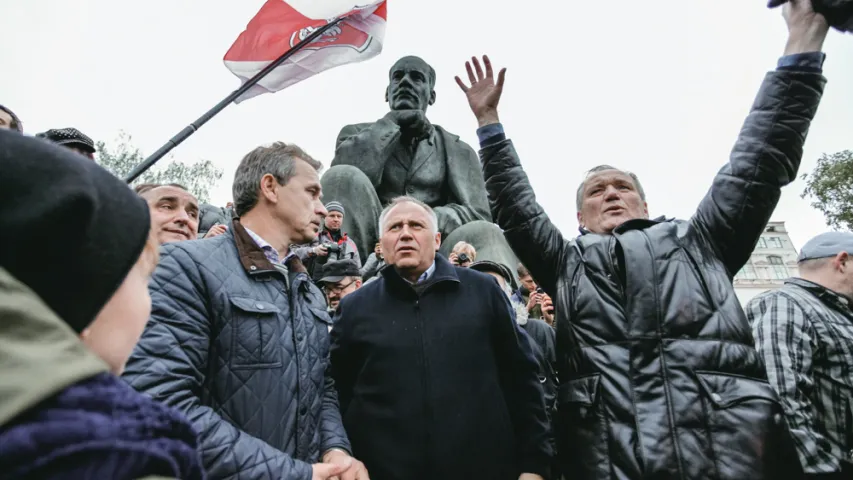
{"left": 229, "top": 296, "right": 283, "bottom": 370}
{"left": 557, "top": 374, "right": 609, "bottom": 477}
{"left": 695, "top": 371, "right": 798, "bottom": 479}
{"left": 308, "top": 307, "right": 334, "bottom": 357}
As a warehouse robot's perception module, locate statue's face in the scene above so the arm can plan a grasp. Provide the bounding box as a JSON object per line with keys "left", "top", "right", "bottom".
{"left": 387, "top": 58, "right": 433, "bottom": 112}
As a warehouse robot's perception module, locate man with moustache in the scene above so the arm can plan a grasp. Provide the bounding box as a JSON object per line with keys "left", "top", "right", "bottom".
{"left": 330, "top": 196, "right": 552, "bottom": 480}
{"left": 321, "top": 56, "right": 518, "bottom": 272}
{"left": 123, "top": 142, "right": 367, "bottom": 480}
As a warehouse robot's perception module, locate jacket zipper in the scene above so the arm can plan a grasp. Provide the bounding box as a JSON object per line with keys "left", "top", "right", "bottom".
{"left": 641, "top": 231, "right": 686, "bottom": 478}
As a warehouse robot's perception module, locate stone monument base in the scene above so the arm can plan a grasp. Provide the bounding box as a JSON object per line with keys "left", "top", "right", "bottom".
{"left": 439, "top": 220, "right": 520, "bottom": 289}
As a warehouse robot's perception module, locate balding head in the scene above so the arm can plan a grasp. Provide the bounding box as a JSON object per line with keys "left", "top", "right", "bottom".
{"left": 386, "top": 56, "right": 437, "bottom": 113}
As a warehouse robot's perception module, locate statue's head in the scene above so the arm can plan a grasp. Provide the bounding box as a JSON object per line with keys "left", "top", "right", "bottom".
{"left": 385, "top": 56, "right": 436, "bottom": 113}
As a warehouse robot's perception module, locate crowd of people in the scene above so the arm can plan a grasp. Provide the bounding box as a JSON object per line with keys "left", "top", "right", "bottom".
{"left": 0, "top": 1, "right": 851, "bottom": 479}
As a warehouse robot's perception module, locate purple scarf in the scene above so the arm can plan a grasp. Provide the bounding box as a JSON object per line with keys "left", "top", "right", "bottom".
{"left": 0, "top": 373, "right": 204, "bottom": 479}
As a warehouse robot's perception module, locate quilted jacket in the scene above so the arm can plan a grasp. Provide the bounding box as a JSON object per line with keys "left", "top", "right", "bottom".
{"left": 480, "top": 69, "right": 825, "bottom": 479}
{"left": 123, "top": 219, "right": 350, "bottom": 480}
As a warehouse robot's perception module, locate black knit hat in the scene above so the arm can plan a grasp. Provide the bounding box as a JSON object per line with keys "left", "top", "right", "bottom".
{"left": 0, "top": 129, "right": 151, "bottom": 333}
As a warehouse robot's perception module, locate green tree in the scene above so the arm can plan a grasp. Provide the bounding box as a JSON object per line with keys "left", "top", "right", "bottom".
{"left": 96, "top": 131, "right": 223, "bottom": 204}
{"left": 802, "top": 150, "right": 853, "bottom": 231}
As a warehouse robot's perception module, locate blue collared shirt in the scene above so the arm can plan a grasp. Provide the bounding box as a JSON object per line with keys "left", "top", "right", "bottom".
{"left": 244, "top": 227, "right": 295, "bottom": 265}
{"left": 405, "top": 261, "right": 436, "bottom": 284}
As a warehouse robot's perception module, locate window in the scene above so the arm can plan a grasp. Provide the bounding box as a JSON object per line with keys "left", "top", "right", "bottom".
{"left": 756, "top": 237, "right": 767, "bottom": 249}
{"left": 740, "top": 264, "right": 757, "bottom": 280}
{"left": 767, "top": 237, "right": 783, "bottom": 249}
{"left": 766, "top": 226, "right": 777, "bottom": 232}
{"left": 768, "top": 255, "right": 787, "bottom": 279}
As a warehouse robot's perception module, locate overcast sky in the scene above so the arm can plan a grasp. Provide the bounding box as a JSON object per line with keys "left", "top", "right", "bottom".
{"left": 2, "top": 0, "right": 851, "bottom": 250}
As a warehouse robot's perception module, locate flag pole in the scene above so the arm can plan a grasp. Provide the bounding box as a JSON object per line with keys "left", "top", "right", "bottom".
{"left": 125, "top": 17, "right": 345, "bottom": 183}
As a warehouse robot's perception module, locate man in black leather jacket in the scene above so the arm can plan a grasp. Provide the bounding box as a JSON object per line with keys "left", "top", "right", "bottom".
{"left": 454, "top": 2, "right": 831, "bottom": 478}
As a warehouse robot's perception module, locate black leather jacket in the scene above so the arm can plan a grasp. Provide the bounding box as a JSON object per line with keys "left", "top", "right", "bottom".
{"left": 480, "top": 70, "right": 825, "bottom": 479}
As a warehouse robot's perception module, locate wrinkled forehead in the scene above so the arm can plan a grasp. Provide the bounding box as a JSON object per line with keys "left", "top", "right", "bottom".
{"left": 384, "top": 202, "right": 430, "bottom": 225}
{"left": 583, "top": 169, "right": 636, "bottom": 190}
{"left": 145, "top": 186, "right": 198, "bottom": 206}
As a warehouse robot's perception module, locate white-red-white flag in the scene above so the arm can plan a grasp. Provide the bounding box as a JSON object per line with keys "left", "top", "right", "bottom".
{"left": 224, "top": 0, "right": 387, "bottom": 103}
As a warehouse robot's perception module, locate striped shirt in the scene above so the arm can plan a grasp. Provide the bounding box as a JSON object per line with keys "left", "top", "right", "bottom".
{"left": 746, "top": 278, "right": 853, "bottom": 474}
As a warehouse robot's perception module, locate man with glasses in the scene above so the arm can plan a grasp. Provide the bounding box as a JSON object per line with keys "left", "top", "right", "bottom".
{"left": 319, "top": 259, "right": 363, "bottom": 312}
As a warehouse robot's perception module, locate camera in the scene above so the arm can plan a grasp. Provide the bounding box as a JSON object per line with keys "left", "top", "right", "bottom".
{"left": 323, "top": 242, "right": 341, "bottom": 253}
{"left": 536, "top": 287, "right": 544, "bottom": 294}
{"left": 457, "top": 253, "right": 470, "bottom": 264}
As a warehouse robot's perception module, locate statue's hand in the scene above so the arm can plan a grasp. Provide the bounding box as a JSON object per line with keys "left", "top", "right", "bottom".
{"left": 455, "top": 55, "right": 506, "bottom": 128}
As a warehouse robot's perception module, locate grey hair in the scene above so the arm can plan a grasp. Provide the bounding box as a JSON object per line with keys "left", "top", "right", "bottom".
{"left": 798, "top": 256, "right": 834, "bottom": 274}
{"left": 232, "top": 142, "right": 322, "bottom": 216}
{"left": 378, "top": 196, "right": 438, "bottom": 234}
{"left": 575, "top": 164, "right": 646, "bottom": 211}
{"left": 452, "top": 241, "right": 476, "bottom": 254}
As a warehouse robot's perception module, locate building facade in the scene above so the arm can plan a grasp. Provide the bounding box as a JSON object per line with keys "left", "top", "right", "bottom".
{"left": 733, "top": 221, "right": 800, "bottom": 306}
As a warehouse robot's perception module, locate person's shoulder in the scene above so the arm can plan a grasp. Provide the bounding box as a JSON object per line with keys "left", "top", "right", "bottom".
{"left": 336, "top": 278, "right": 384, "bottom": 319}
{"left": 338, "top": 122, "right": 375, "bottom": 135}
{"left": 435, "top": 125, "right": 474, "bottom": 149}
{"left": 161, "top": 232, "right": 232, "bottom": 261}
{"left": 349, "top": 276, "right": 386, "bottom": 302}
{"left": 752, "top": 282, "right": 813, "bottom": 306}
{"left": 456, "top": 266, "right": 502, "bottom": 291}
{"left": 525, "top": 317, "right": 554, "bottom": 334}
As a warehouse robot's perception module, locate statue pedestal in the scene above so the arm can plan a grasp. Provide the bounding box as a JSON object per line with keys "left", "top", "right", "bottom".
{"left": 439, "top": 220, "right": 520, "bottom": 289}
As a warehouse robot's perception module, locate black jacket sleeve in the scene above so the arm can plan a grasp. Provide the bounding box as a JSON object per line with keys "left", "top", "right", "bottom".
{"left": 479, "top": 139, "right": 568, "bottom": 296}
{"left": 490, "top": 281, "right": 553, "bottom": 477}
{"left": 691, "top": 70, "right": 825, "bottom": 275}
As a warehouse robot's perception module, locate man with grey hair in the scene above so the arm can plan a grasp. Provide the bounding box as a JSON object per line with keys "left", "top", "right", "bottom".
{"left": 747, "top": 232, "right": 853, "bottom": 478}
{"left": 456, "top": 1, "right": 831, "bottom": 477}
{"left": 331, "top": 195, "right": 553, "bottom": 480}
{"left": 123, "top": 142, "right": 368, "bottom": 480}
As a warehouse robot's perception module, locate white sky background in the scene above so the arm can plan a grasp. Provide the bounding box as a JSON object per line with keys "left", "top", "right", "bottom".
{"left": 2, "top": 0, "right": 851, "bottom": 251}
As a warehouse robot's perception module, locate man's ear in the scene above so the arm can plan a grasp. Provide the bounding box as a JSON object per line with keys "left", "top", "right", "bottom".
{"left": 429, "top": 90, "right": 436, "bottom": 106}
{"left": 836, "top": 252, "right": 849, "bottom": 272}
{"left": 576, "top": 211, "right": 584, "bottom": 229}
{"left": 355, "top": 279, "right": 362, "bottom": 288}
{"left": 260, "top": 173, "right": 279, "bottom": 204}
{"left": 643, "top": 201, "right": 649, "bottom": 219}
{"left": 434, "top": 232, "right": 441, "bottom": 250}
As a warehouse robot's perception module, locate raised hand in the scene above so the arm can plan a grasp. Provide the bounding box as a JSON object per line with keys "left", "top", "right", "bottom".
{"left": 781, "top": 0, "right": 829, "bottom": 55}
{"left": 455, "top": 55, "right": 506, "bottom": 127}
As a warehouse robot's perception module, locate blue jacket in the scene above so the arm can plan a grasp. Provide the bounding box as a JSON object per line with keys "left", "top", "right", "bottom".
{"left": 123, "top": 219, "right": 350, "bottom": 480}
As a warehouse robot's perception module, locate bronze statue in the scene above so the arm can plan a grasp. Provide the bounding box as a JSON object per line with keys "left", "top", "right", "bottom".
{"left": 321, "top": 55, "right": 518, "bottom": 273}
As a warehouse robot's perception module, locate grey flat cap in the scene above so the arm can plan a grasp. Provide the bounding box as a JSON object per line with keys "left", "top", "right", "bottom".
{"left": 797, "top": 231, "right": 853, "bottom": 262}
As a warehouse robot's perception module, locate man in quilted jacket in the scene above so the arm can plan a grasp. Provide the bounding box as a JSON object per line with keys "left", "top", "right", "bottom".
{"left": 454, "top": 1, "right": 831, "bottom": 478}
{"left": 123, "top": 142, "right": 368, "bottom": 480}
